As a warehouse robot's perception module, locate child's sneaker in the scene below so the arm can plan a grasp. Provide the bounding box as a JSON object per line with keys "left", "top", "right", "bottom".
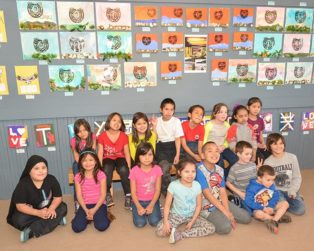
{"left": 124, "top": 194, "right": 132, "bottom": 210}
{"left": 278, "top": 214, "right": 292, "bottom": 223}
{"left": 20, "top": 227, "right": 32, "bottom": 243}
{"left": 265, "top": 220, "right": 279, "bottom": 234}
{"left": 169, "top": 227, "right": 176, "bottom": 244}
{"left": 228, "top": 194, "right": 241, "bottom": 207}
{"left": 59, "top": 216, "right": 67, "bottom": 226}
{"left": 106, "top": 193, "right": 115, "bottom": 207}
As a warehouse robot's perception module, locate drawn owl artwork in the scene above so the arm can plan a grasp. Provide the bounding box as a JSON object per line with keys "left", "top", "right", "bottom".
{"left": 33, "top": 38, "right": 49, "bottom": 53}
{"left": 168, "top": 35, "right": 177, "bottom": 45}
{"left": 107, "top": 35, "right": 122, "bottom": 50}
{"left": 263, "top": 37, "right": 275, "bottom": 50}
{"left": 218, "top": 61, "right": 226, "bottom": 71}
{"left": 294, "top": 66, "right": 305, "bottom": 78}
{"left": 292, "top": 38, "right": 303, "bottom": 51}
{"left": 265, "top": 67, "right": 277, "bottom": 80}
{"left": 264, "top": 10, "right": 277, "bottom": 24}
{"left": 193, "top": 10, "right": 203, "bottom": 20}
{"left": 106, "top": 8, "right": 121, "bottom": 22}
{"left": 240, "top": 9, "right": 249, "bottom": 19}
{"left": 295, "top": 10, "right": 306, "bottom": 23}
{"left": 173, "top": 8, "right": 183, "bottom": 18}
{"left": 69, "top": 37, "right": 85, "bottom": 52}
{"left": 236, "top": 64, "right": 248, "bottom": 77}
{"left": 102, "top": 66, "right": 117, "bottom": 85}
{"left": 16, "top": 74, "right": 38, "bottom": 84}
{"left": 214, "top": 10, "right": 223, "bottom": 20}
{"left": 133, "top": 66, "right": 147, "bottom": 80}
{"left": 27, "top": 2, "right": 43, "bottom": 18}
{"left": 168, "top": 63, "right": 177, "bottom": 72}
{"left": 59, "top": 69, "right": 74, "bottom": 83}
{"left": 69, "top": 8, "right": 84, "bottom": 23}
{"left": 142, "top": 36, "right": 152, "bottom": 46}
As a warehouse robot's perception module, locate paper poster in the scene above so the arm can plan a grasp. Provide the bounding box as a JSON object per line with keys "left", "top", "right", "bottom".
{"left": 279, "top": 112, "right": 295, "bottom": 132}
{"left": 260, "top": 113, "right": 273, "bottom": 132}
{"left": 160, "top": 61, "right": 182, "bottom": 80}
{"left": 97, "top": 31, "right": 132, "bottom": 61}
{"left": 17, "top": 1, "right": 57, "bottom": 30}
{"left": 208, "top": 33, "right": 229, "bottom": 52}
{"left": 228, "top": 59, "right": 257, "bottom": 83}
{"left": 208, "top": 8, "right": 229, "bottom": 27}
{"left": 179, "top": 117, "right": 189, "bottom": 123}
{"left": 161, "top": 6, "right": 184, "bottom": 26}
{"left": 15, "top": 66, "right": 40, "bottom": 95}
{"left": 232, "top": 32, "right": 253, "bottom": 51}
{"left": 283, "top": 34, "right": 311, "bottom": 58}
{"left": 96, "top": 2, "right": 131, "bottom": 31}
{"left": 136, "top": 33, "right": 158, "bottom": 53}
{"left": 34, "top": 124, "right": 55, "bottom": 147}
{"left": 255, "top": 7, "right": 285, "bottom": 32}
{"left": 94, "top": 121, "right": 106, "bottom": 137}
{"left": 253, "top": 33, "right": 283, "bottom": 58}
{"left": 203, "top": 115, "right": 212, "bottom": 125}
{"left": 285, "top": 62, "right": 313, "bottom": 85}
{"left": 124, "top": 120, "right": 132, "bottom": 135}
{"left": 184, "top": 35, "right": 207, "bottom": 73}
{"left": 48, "top": 65, "right": 85, "bottom": 92}
{"left": 8, "top": 125, "right": 28, "bottom": 148}
{"left": 57, "top": 1, "right": 95, "bottom": 31}
{"left": 134, "top": 6, "right": 158, "bottom": 27}
{"left": 211, "top": 59, "right": 228, "bottom": 81}
{"left": 162, "top": 32, "right": 184, "bottom": 52}
{"left": 257, "top": 63, "right": 285, "bottom": 86}
{"left": 301, "top": 111, "right": 314, "bottom": 131}
{"left": 0, "top": 11, "right": 7, "bottom": 42}
{"left": 186, "top": 8, "right": 207, "bottom": 28}
{"left": 285, "top": 8, "right": 313, "bottom": 33}
{"left": 0, "top": 66, "right": 9, "bottom": 95}
{"left": 67, "top": 123, "right": 75, "bottom": 139}
{"left": 87, "top": 64, "right": 121, "bottom": 91}
{"left": 233, "top": 7, "right": 254, "bottom": 27}
{"left": 311, "top": 34, "right": 314, "bottom": 57}
{"left": 124, "top": 62, "right": 157, "bottom": 88}
{"left": 20, "top": 32, "right": 59, "bottom": 61}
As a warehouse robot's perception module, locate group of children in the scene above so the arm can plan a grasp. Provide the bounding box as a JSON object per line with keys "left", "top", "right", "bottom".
{"left": 6, "top": 97, "right": 306, "bottom": 243}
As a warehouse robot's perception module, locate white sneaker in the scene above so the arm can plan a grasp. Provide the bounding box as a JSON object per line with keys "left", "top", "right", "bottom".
{"left": 20, "top": 227, "right": 31, "bottom": 243}
{"left": 168, "top": 227, "right": 176, "bottom": 244}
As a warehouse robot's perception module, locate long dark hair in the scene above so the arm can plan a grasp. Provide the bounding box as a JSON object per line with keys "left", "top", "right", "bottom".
{"left": 131, "top": 112, "right": 152, "bottom": 144}
{"left": 176, "top": 158, "right": 196, "bottom": 178}
{"left": 134, "top": 142, "right": 156, "bottom": 167}
{"left": 78, "top": 149, "right": 103, "bottom": 184}
{"left": 230, "top": 105, "right": 248, "bottom": 124}
{"left": 74, "top": 119, "right": 93, "bottom": 153}
{"left": 211, "top": 103, "right": 228, "bottom": 120}
{"left": 104, "top": 112, "right": 126, "bottom": 132}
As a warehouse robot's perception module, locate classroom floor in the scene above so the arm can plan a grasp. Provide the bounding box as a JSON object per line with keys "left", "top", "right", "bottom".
{"left": 1, "top": 169, "right": 314, "bottom": 251}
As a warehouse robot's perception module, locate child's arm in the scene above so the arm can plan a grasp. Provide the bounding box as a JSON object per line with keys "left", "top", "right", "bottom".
{"left": 197, "top": 140, "right": 203, "bottom": 160}
{"left": 71, "top": 147, "right": 80, "bottom": 163}
{"left": 220, "top": 187, "right": 236, "bottom": 228}
{"left": 130, "top": 179, "right": 146, "bottom": 216}
{"left": 226, "top": 125, "right": 237, "bottom": 152}
{"left": 289, "top": 155, "right": 302, "bottom": 198}
{"left": 97, "top": 143, "right": 104, "bottom": 165}
{"left": 92, "top": 135, "right": 97, "bottom": 150}
{"left": 146, "top": 176, "right": 162, "bottom": 214}
{"left": 226, "top": 181, "right": 245, "bottom": 200}
{"left": 181, "top": 137, "right": 201, "bottom": 162}
{"left": 88, "top": 178, "right": 106, "bottom": 220}
{"left": 162, "top": 191, "right": 173, "bottom": 235}
{"left": 46, "top": 196, "right": 62, "bottom": 219}
{"left": 16, "top": 204, "right": 49, "bottom": 219}
{"left": 124, "top": 144, "right": 131, "bottom": 168}
{"left": 173, "top": 137, "right": 181, "bottom": 164}
{"left": 257, "top": 134, "right": 266, "bottom": 149}
{"left": 186, "top": 193, "right": 202, "bottom": 230}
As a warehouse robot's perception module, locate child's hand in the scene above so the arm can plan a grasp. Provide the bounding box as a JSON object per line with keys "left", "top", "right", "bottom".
{"left": 37, "top": 208, "right": 48, "bottom": 219}
{"left": 218, "top": 145, "right": 225, "bottom": 153}
{"left": 163, "top": 221, "right": 171, "bottom": 235}
{"left": 193, "top": 154, "right": 201, "bottom": 162}
{"left": 224, "top": 210, "right": 236, "bottom": 229}
{"left": 137, "top": 206, "right": 146, "bottom": 216}
{"left": 258, "top": 143, "right": 267, "bottom": 150}
{"left": 145, "top": 204, "right": 154, "bottom": 214}
{"left": 173, "top": 154, "right": 179, "bottom": 165}
{"left": 256, "top": 158, "right": 263, "bottom": 168}
{"left": 239, "top": 191, "right": 245, "bottom": 200}
{"left": 46, "top": 207, "right": 57, "bottom": 219}
{"left": 185, "top": 221, "right": 194, "bottom": 230}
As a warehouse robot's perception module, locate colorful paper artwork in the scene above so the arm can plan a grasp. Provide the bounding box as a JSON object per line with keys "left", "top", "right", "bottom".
{"left": 20, "top": 32, "right": 59, "bottom": 61}
{"left": 285, "top": 62, "right": 313, "bottom": 85}
{"left": 179, "top": 117, "right": 189, "bottom": 123}
{"left": 17, "top": 1, "right": 57, "bottom": 30}
{"left": 94, "top": 121, "right": 106, "bottom": 137}
{"left": 8, "top": 125, "right": 28, "bottom": 148}
{"left": 186, "top": 8, "right": 207, "bottom": 28}
{"left": 0, "top": 66, "right": 9, "bottom": 95}
{"left": 253, "top": 33, "right": 283, "bottom": 58}
{"left": 279, "top": 112, "right": 295, "bottom": 132}
{"left": 208, "top": 8, "right": 229, "bottom": 27}
{"left": 255, "top": 7, "right": 285, "bottom": 32}
{"left": 311, "top": 34, "right": 314, "bottom": 57}
{"left": 162, "top": 32, "right": 184, "bottom": 52}
{"left": 48, "top": 65, "right": 85, "bottom": 92}
{"left": 60, "top": 32, "right": 97, "bottom": 59}
{"left": 15, "top": 66, "right": 40, "bottom": 95}
{"left": 96, "top": 2, "right": 131, "bottom": 31}
{"left": 124, "top": 62, "right": 157, "bottom": 88}
{"left": 124, "top": 120, "right": 133, "bottom": 135}
{"left": 161, "top": 6, "right": 184, "bottom": 26}
{"left": 0, "top": 11, "right": 7, "bottom": 42}
{"left": 211, "top": 59, "right": 228, "bottom": 82}
{"left": 67, "top": 124, "right": 74, "bottom": 139}
{"left": 57, "top": 1, "right": 95, "bottom": 31}
{"left": 97, "top": 31, "right": 132, "bottom": 61}
{"left": 136, "top": 33, "right": 158, "bottom": 53}
{"left": 160, "top": 61, "right": 182, "bottom": 80}
{"left": 87, "top": 64, "right": 121, "bottom": 91}
{"left": 184, "top": 35, "right": 207, "bottom": 73}
{"left": 233, "top": 7, "right": 254, "bottom": 27}
{"left": 301, "top": 111, "right": 314, "bottom": 131}
{"left": 285, "top": 8, "right": 313, "bottom": 33}
{"left": 232, "top": 32, "right": 253, "bottom": 51}
{"left": 134, "top": 6, "right": 158, "bottom": 27}
{"left": 228, "top": 59, "right": 257, "bottom": 83}
{"left": 257, "top": 63, "right": 285, "bottom": 86}
{"left": 34, "top": 124, "right": 55, "bottom": 147}
{"left": 208, "top": 33, "right": 229, "bottom": 52}
{"left": 283, "top": 34, "right": 311, "bottom": 58}
{"left": 260, "top": 113, "right": 273, "bottom": 132}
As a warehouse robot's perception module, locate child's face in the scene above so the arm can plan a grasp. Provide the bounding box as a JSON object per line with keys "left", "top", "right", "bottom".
{"left": 189, "top": 107, "right": 204, "bottom": 124}
{"left": 215, "top": 106, "right": 228, "bottom": 122}
{"left": 30, "top": 162, "right": 48, "bottom": 182}
{"left": 160, "top": 103, "right": 175, "bottom": 121}
{"left": 179, "top": 163, "right": 196, "bottom": 183}
{"left": 77, "top": 125, "right": 89, "bottom": 140}
{"left": 139, "top": 149, "right": 154, "bottom": 167}
{"left": 81, "top": 154, "right": 96, "bottom": 172}
{"left": 109, "top": 115, "right": 122, "bottom": 131}
{"left": 237, "top": 147, "right": 253, "bottom": 163}
{"left": 201, "top": 143, "right": 220, "bottom": 165}
{"left": 134, "top": 118, "right": 148, "bottom": 135}
{"left": 270, "top": 139, "right": 285, "bottom": 156}
{"left": 248, "top": 102, "right": 261, "bottom": 117}
{"left": 234, "top": 109, "right": 248, "bottom": 124}
{"left": 258, "top": 173, "right": 275, "bottom": 188}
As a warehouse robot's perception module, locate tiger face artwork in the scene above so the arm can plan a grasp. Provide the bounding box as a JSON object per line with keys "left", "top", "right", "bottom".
{"left": 107, "top": 35, "right": 122, "bottom": 50}
{"left": 173, "top": 8, "right": 183, "bottom": 18}
{"left": 240, "top": 34, "right": 249, "bottom": 42}
{"left": 133, "top": 66, "right": 147, "bottom": 80}
{"left": 263, "top": 37, "right": 275, "bottom": 50}
{"left": 59, "top": 69, "right": 74, "bottom": 83}
{"left": 168, "top": 35, "right": 177, "bottom": 45}
{"left": 69, "top": 37, "right": 85, "bottom": 52}
{"left": 294, "top": 66, "right": 304, "bottom": 78}
{"left": 265, "top": 67, "right": 277, "bottom": 80}
{"left": 33, "top": 38, "right": 49, "bottom": 52}
{"left": 69, "top": 8, "right": 84, "bottom": 23}
{"left": 291, "top": 38, "right": 303, "bottom": 51}
{"left": 193, "top": 10, "right": 202, "bottom": 20}
{"left": 168, "top": 63, "right": 177, "bottom": 72}
{"left": 106, "top": 8, "right": 121, "bottom": 22}
{"left": 240, "top": 9, "right": 249, "bottom": 19}
{"left": 214, "top": 10, "right": 223, "bottom": 20}
{"left": 295, "top": 10, "right": 306, "bottom": 23}
{"left": 142, "top": 36, "right": 152, "bottom": 46}
{"left": 214, "top": 35, "right": 223, "bottom": 44}
{"left": 27, "top": 2, "right": 43, "bottom": 18}
{"left": 236, "top": 64, "right": 249, "bottom": 77}
{"left": 218, "top": 61, "right": 226, "bottom": 71}
{"left": 264, "top": 10, "right": 277, "bottom": 24}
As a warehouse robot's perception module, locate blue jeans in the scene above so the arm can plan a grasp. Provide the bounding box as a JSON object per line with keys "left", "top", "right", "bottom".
{"left": 180, "top": 141, "right": 199, "bottom": 159}
{"left": 278, "top": 191, "right": 305, "bottom": 216}
{"left": 131, "top": 200, "right": 162, "bottom": 228}
{"left": 217, "top": 148, "right": 238, "bottom": 179}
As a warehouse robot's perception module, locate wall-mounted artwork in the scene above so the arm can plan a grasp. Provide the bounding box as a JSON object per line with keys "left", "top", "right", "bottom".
{"left": 20, "top": 32, "right": 59, "bottom": 61}
{"left": 15, "top": 66, "right": 40, "bottom": 95}
{"left": 48, "top": 65, "right": 85, "bottom": 92}
{"left": 134, "top": 6, "right": 158, "bottom": 27}
{"left": 228, "top": 59, "right": 257, "bottom": 83}
{"left": 162, "top": 32, "right": 183, "bottom": 52}
{"left": 232, "top": 32, "right": 253, "bottom": 51}
{"left": 160, "top": 61, "right": 182, "bottom": 80}
{"left": 208, "top": 8, "right": 229, "bottom": 27}
{"left": 184, "top": 35, "right": 207, "bottom": 73}
{"left": 34, "top": 124, "right": 55, "bottom": 147}
{"left": 301, "top": 111, "right": 314, "bottom": 131}
{"left": 17, "top": 1, "right": 57, "bottom": 30}
{"left": 285, "top": 8, "right": 313, "bottom": 33}
{"left": 279, "top": 112, "right": 295, "bottom": 132}
{"left": 283, "top": 34, "right": 311, "bottom": 58}
{"left": 136, "top": 33, "right": 158, "bottom": 53}
{"left": 87, "top": 64, "right": 121, "bottom": 91}
{"left": 124, "top": 62, "right": 157, "bottom": 88}
{"left": 253, "top": 33, "right": 283, "bottom": 58}
{"left": 124, "top": 120, "right": 133, "bottom": 135}
{"left": 97, "top": 31, "right": 132, "bottom": 61}
{"left": 96, "top": 2, "right": 131, "bottom": 30}
{"left": 0, "top": 66, "right": 9, "bottom": 95}
{"left": 260, "top": 112, "right": 273, "bottom": 132}
{"left": 255, "top": 7, "right": 285, "bottom": 32}
{"left": 233, "top": 7, "right": 254, "bottom": 27}
{"left": 211, "top": 59, "right": 228, "bottom": 81}
{"left": 208, "top": 33, "right": 229, "bottom": 52}
{"left": 67, "top": 123, "right": 74, "bottom": 139}
{"left": 186, "top": 8, "right": 207, "bottom": 28}
{"left": 57, "top": 1, "right": 95, "bottom": 31}
{"left": 257, "top": 63, "right": 285, "bottom": 86}
{"left": 94, "top": 121, "right": 106, "bottom": 137}
{"left": 0, "top": 11, "right": 7, "bottom": 42}
{"left": 161, "top": 6, "right": 184, "bottom": 26}
{"left": 311, "top": 34, "right": 314, "bottom": 57}
{"left": 285, "top": 62, "right": 313, "bottom": 85}
{"left": 8, "top": 125, "right": 28, "bottom": 148}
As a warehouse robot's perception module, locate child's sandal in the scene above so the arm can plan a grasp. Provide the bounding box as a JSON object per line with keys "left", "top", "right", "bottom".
{"left": 278, "top": 214, "right": 292, "bottom": 223}
{"left": 265, "top": 220, "right": 279, "bottom": 234}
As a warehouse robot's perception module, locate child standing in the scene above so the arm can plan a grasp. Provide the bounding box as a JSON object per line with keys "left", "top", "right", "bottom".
{"left": 244, "top": 165, "right": 291, "bottom": 234}
{"left": 156, "top": 159, "right": 215, "bottom": 244}
{"left": 129, "top": 142, "right": 162, "bottom": 228}
{"left": 72, "top": 149, "right": 110, "bottom": 233}
{"left": 264, "top": 133, "right": 305, "bottom": 216}
{"left": 195, "top": 142, "right": 251, "bottom": 235}
{"left": 97, "top": 112, "right": 131, "bottom": 208}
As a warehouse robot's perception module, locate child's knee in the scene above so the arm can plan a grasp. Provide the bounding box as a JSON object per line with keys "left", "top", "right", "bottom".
{"left": 72, "top": 221, "right": 87, "bottom": 233}
{"left": 95, "top": 220, "right": 110, "bottom": 232}
{"left": 215, "top": 222, "right": 232, "bottom": 235}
